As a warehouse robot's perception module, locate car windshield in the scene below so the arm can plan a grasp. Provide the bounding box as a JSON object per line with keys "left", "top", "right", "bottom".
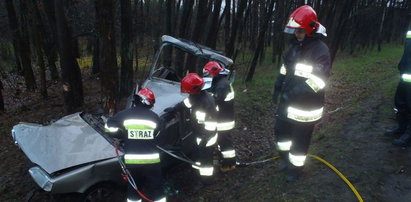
{"left": 151, "top": 43, "right": 215, "bottom": 82}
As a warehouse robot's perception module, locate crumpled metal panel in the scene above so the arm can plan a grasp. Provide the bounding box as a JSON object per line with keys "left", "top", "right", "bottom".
{"left": 12, "top": 112, "right": 117, "bottom": 174}
{"left": 142, "top": 79, "right": 188, "bottom": 116}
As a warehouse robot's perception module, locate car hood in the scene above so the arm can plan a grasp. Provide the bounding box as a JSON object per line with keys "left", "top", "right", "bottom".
{"left": 142, "top": 78, "right": 188, "bottom": 116}
{"left": 12, "top": 112, "right": 117, "bottom": 174}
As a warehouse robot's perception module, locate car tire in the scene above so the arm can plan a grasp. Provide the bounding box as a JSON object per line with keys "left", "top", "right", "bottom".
{"left": 81, "top": 182, "right": 123, "bottom": 202}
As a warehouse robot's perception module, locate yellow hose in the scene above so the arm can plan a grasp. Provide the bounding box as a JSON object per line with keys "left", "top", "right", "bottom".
{"left": 307, "top": 154, "right": 364, "bottom": 202}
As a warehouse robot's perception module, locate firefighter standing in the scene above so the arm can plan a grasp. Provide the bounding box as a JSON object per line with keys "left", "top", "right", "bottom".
{"left": 203, "top": 61, "right": 237, "bottom": 172}
{"left": 386, "top": 30, "right": 411, "bottom": 147}
{"left": 272, "top": 5, "right": 331, "bottom": 182}
{"left": 168, "top": 73, "right": 218, "bottom": 184}
{"left": 105, "top": 88, "right": 166, "bottom": 202}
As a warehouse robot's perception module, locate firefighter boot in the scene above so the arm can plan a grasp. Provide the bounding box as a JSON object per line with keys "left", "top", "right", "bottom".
{"left": 392, "top": 126, "right": 411, "bottom": 147}
{"left": 286, "top": 164, "right": 303, "bottom": 182}
{"left": 220, "top": 158, "right": 237, "bottom": 172}
{"left": 277, "top": 151, "right": 289, "bottom": 172}
{"left": 385, "top": 113, "right": 408, "bottom": 138}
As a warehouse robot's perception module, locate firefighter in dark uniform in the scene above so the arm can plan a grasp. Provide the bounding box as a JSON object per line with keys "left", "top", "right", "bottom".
{"left": 386, "top": 30, "right": 411, "bottom": 147}
{"left": 168, "top": 73, "right": 218, "bottom": 184}
{"left": 272, "top": 5, "right": 331, "bottom": 182}
{"left": 104, "top": 88, "right": 166, "bottom": 202}
{"left": 203, "top": 61, "right": 237, "bottom": 172}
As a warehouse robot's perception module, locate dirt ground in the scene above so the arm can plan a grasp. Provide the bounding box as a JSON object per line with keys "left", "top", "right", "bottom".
{"left": 1, "top": 67, "right": 411, "bottom": 202}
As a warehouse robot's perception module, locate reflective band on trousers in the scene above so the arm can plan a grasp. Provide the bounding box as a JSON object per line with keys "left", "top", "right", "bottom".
{"left": 289, "top": 153, "right": 306, "bottom": 167}
{"left": 192, "top": 162, "right": 214, "bottom": 176}
{"left": 222, "top": 149, "right": 236, "bottom": 158}
{"left": 196, "top": 111, "right": 206, "bottom": 123}
{"left": 124, "top": 153, "right": 160, "bottom": 164}
{"left": 407, "top": 30, "right": 411, "bottom": 39}
{"left": 183, "top": 98, "right": 192, "bottom": 108}
{"left": 196, "top": 133, "right": 218, "bottom": 147}
{"left": 224, "top": 84, "right": 235, "bottom": 101}
{"left": 280, "top": 64, "right": 287, "bottom": 75}
{"left": 402, "top": 74, "right": 411, "bottom": 82}
{"left": 123, "top": 119, "right": 157, "bottom": 129}
{"left": 294, "top": 63, "right": 313, "bottom": 78}
{"left": 104, "top": 123, "right": 119, "bottom": 133}
{"left": 217, "top": 121, "right": 235, "bottom": 131}
{"left": 287, "top": 107, "right": 323, "bottom": 122}
{"left": 127, "top": 199, "right": 141, "bottom": 202}
{"left": 277, "top": 141, "right": 292, "bottom": 151}
{"left": 204, "top": 121, "right": 218, "bottom": 131}
{"left": 305, "top": 75, "right": 325, "bottom": 92}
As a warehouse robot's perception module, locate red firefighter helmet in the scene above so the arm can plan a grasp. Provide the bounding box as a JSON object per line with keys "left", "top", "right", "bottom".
{"left": 181, "top": 73, "right": 204, "bottom": 94}
{"left": 137, "top": 88, "right": 155, "bottom": 107}
{"left": 284, "top": 5, "right": 326, "bottom": 37}
{"left": 203, "top": 61, "right": 223, "bottom": 77}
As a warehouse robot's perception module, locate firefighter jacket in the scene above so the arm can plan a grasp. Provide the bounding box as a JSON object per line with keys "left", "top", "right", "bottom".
{"left": 274, "top": 37, "right": 331, "bottom": 123}
{"left": 208, "top": 74, "right": 235, "bottom": 131}
{"left": 398, "top": 31, "right": 411, "bottom": 82}
{"left": 104, "top": 103, "right": 162, "bottom": 165}
{"left": 181, "top": 90, "right": 218, "bottom": 147}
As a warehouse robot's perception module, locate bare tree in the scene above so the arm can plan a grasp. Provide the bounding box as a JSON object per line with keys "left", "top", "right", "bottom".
{"left": 245, "top": 0, "right": 275, "bottom": 82}
{"left": 5, "top": 0, "right": 22, "bottom": 73}
{"left": 18, "top": 0, "right": 37, "bottom": 90}
{"left": 120, "top": 0, "right": 134, "bottom": 97}
{"left": 54, "top": 0, "right": 84, "bottom": 113}
{"left": 225, "top": 0, "right": 248, "bottom": 59}
{"left": 96, "top": 0, "right": 119, "bottom": 115}
{"left": 205, "top": 0, "right": 223, "bottom": 49}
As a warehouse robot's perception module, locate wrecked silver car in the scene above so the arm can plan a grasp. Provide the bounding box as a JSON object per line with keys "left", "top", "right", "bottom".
{"left": 11, "top": 35, "right": 233, "bottom": 200}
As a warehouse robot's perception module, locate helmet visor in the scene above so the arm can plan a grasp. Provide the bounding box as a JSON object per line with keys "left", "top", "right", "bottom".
{"left": 284, "top": 27, "right": 296, "bottom": 34}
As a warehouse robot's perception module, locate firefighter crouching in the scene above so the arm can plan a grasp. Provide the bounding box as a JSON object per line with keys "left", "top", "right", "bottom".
{"left": 105, "top": 88, "right": 166, "bottom": 202}
{"left": 272, "top": 5, "right": 331, "bottom": 182}
{"left": 203, "top": 61, "right": 237, "bottom": 172}
{"left": 165, "top": 73, "right": 218, "bottom": 185}
{"left": 386, "top": 30, "right": 411, "bottom": 147}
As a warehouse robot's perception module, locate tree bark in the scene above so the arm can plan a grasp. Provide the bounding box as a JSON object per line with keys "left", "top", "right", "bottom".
{"left": 36, "top": 0, "right": 59, "bottom": 80}
{"left": 5, "top": 0, "right": 22, "bottom": 73}
{"left": 205, "top": 0, "right": 223, "bottom": 49}
{"left": 186, "top": 0, "right": 209, "bottom": 73}
{"left": 120, "top": 0, "right": 134, "bottom": 97}
{"left": 19, "top": 0, "right": 37, "bottom": 90}
{"left": 27, "top": 0, "right": 47, "bottom": 98}
{"left": 0, "top": 80, "right": 4, "bottom": 112}
{"left": 245, "top": 0, "right": 275, "bottom": 82}
{"left": 175, "top": 0, "right": 194, "bottom": 77}
{"left": 96, "top": 0, "right": 119, "bottom": 115}
{"left": 226, "top": 0, "right": 247, "bottom": 59}
{"left": 54, "top": 0, "right": 84, "bottom": 113}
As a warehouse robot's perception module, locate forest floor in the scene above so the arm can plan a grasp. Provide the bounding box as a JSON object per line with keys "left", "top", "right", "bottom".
{"left": 1, "top": 46, "right": 411, "bottom": 202}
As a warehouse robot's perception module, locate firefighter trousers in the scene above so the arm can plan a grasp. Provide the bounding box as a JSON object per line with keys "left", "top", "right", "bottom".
{"left": 126, "top": 163, "right": 165, "bottom": 201}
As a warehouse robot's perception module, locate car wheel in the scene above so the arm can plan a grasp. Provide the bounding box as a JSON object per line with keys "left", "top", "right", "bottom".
{"left": 82, "top": 183, "right": 121, "bottom": 202}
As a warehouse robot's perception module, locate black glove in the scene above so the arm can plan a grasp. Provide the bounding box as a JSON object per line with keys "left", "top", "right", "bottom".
{"left": 272, "top": 91, "right": 280, "bottom": 104}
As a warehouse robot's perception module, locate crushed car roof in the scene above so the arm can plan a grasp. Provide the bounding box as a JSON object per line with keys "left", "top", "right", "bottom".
{"left": 161, "top": 35, "right": 233, "bottom": 67}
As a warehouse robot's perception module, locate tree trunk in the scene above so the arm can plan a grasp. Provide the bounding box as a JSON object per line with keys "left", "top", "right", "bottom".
{"left": 186, "top": 0, "right": 209, "bottom": 73}
{"left": 36, "top": 0, "right": 59, "bottom": 80}
{"left": 19, "top": 0, "right": 37, "bottom": 90}
{"left": 54, "top": 0, "right": 84, "bottom": 113}
{"left": 5, "top": 0, "right": 22, "bottom": 73}
{"left": 27, "top": 0, "right": 47, "bottom": 98}
{"left": 120, "top": 0, "right": 134, "bottom": 97}
{"left": 245, "top": 0, "right": 275, "bottom": 82}
{"left": 226, "top": 0, "right": 248, "bottom": 59}
{"left": 0, "top": 80, "right": 4, "bottom": 112}
{"left": 164, "top": 0, "right": 175, "bottom": 67}
{"left": 224, "top": 0, "right": 231, "bottom": 52}
{"left": 175, "top": 0, "right": 194, "bottom": 77}
{"left": 96, "top": 0, "right": 119, "bottom": 115}
{"left": 205, "top": 0, "right": 223, "bottom": 49}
